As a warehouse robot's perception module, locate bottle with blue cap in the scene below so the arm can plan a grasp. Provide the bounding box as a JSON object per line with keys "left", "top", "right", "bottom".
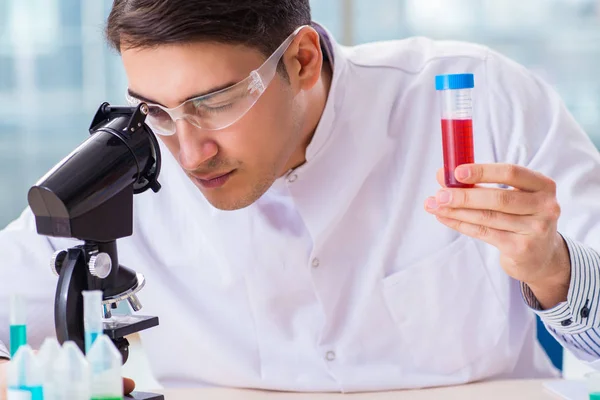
{"left": 435, "top": 73, "right": 475, "bottom": 188}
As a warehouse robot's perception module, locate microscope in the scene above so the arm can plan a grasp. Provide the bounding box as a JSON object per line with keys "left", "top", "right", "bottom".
{"left": 27, "top": 103, "right": 164, "bottom": 400}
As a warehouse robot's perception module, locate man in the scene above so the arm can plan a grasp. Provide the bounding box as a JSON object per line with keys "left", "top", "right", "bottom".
{"left": 1, "top": 0, "right": 600, "bottom": 394}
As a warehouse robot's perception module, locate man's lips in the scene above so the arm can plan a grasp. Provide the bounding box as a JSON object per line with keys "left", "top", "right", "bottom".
{"left": 190, "top": 170, "right": 235, "bottom": 189}
{"left": 191, "top": 171, "right": 232, "bottom": 181}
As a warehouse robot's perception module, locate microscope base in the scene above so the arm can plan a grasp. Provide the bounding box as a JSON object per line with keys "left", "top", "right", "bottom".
{"left": 126, "top": 391, "right": 165, "bottom": 400}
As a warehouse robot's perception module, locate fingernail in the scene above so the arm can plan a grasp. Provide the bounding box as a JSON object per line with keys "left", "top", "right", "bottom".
{"left": 456, "top": 166, "right": 470, "bottom": 181}
{"left": 436, "top": 190, "right": 452, "bottom": 205}
{"left": 426, "top": 197, "right": 438, "bottom": 209}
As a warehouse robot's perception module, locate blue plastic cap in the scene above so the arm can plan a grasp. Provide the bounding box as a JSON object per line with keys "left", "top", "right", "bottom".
{"left": 435, "top": 74, "right": 475, "bottom": 90}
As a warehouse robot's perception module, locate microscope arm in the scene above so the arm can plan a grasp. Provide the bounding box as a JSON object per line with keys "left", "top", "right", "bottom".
{"left": 54, "top": 246, "right": 87, "bottom": 352}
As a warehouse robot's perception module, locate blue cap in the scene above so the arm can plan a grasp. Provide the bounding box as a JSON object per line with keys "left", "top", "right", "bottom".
{"left": 435, "top": 74, "right": 474, "bottom": 90}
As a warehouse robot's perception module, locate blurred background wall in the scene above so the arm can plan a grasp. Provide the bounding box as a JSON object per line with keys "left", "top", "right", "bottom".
{"left": 1, "top": 0, "right": 600, "bottom": 227}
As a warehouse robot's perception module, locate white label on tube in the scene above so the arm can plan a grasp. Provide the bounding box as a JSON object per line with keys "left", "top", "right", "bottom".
{"left": 83, "top": 291, "right": 103, "bottom": 332}
{"left": 9, "top": 295, "right": 26, "bottom": 326}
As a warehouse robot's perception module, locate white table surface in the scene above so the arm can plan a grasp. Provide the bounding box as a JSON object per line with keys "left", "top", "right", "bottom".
{"left": 158, "top": 379, "right": 567, "bottom": 400}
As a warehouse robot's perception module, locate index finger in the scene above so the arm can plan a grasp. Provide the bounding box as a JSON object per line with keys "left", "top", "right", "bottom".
{"left": 455, "top": 163, "right": 552, "bottom": 192}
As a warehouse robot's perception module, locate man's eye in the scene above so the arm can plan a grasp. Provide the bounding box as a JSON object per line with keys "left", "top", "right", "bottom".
{"left": 195, "top": 103, "right": 234, "bottom": 115}
{"left": 207, "top": 103, "right": 233, "bottom": 112}
{"left": 148, "top": 107, "right": 169, "bottom": 120}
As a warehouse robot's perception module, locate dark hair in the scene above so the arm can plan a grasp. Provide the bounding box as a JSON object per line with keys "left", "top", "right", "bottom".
{"left": 105, "top": 0, "right": 312, "bottom": 58}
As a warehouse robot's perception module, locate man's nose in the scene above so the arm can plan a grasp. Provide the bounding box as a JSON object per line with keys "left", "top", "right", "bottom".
{"left": 175, "top": 119, "right": 219, "bottom": 171}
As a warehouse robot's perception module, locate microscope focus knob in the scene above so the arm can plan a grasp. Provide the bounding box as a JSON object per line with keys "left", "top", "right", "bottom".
{"left": 89, "top": 252, "right": 112, "bottom": 279}
{"left": 51, "top": 250, "right": 68, "bottom": 276}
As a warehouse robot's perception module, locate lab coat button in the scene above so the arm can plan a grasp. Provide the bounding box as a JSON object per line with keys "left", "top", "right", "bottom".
{"left": 325, "top": 351, "right": 336, "bottom": 361}
{"left": 288, "top": 174, "right": 298, "bottom": 183}
{"left": 312, "top": 258, "right": 320, "bottom": 268}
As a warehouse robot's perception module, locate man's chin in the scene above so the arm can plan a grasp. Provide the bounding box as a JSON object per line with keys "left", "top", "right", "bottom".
{"left": 195, "top": 185, "right": 256, "bottom": 211}
{"left": 198, "top": 182, "right": 276, "bottom": 211}
{"left": 205, "top": 195, "right": 254, "bottom": 211}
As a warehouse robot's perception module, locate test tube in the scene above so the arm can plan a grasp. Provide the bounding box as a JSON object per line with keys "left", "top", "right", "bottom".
{"left": 83, "top": 290, "right": 104, "bottom": 353}
{"left": 87, "top": 334, "right": 124, "bottom": 400}
{"left": 52, "top": 341, "right": 90, "bottom": 400}
{"left": 9, "top": 294, "right": 27, "bottom": 357}
{"left": 37, "top": 337, "right": 62, "bottom": 400}
{"left": 7, "top": 344, "right": 43, "bottom": 400}
{"left": 435, "top": 73, "right": 475, "bottom": 188}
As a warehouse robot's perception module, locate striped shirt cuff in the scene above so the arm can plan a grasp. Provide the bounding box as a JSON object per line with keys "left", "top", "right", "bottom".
{"left": 521, "top": 235, "right": 600, "bottom": 334}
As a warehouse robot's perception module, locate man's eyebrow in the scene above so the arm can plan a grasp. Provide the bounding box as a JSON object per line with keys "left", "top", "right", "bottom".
{"left": 127, "top": 81, "right": 239, "bottom": 107}
{"left": 127, "top": 89, "right": 164, "bottom": 106}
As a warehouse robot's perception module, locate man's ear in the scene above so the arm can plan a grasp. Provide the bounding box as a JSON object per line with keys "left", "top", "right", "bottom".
{"left": 284, "top": 27, "right": 323, "bottom": 91}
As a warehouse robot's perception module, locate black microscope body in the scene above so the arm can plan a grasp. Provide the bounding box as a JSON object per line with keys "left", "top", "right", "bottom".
{"left": 27, "top": 103, "right": 164, "bottom": 400}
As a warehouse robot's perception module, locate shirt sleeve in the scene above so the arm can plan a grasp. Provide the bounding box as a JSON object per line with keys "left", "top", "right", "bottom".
{"left": 0, "top": 208, "right": 75, "bottom": 357}
{"left": 482, "top": 50, "right": 600, "bottom": 365}
{"left": 522, "top": 234, "right": 600, "bottom": 360}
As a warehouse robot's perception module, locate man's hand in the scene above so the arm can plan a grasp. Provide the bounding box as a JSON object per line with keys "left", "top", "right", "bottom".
{"left": 0, "top": 359, "right": 7, "bottom": 400}
{"left": 0, "top": 358, "right": 136, "bottom": 399}
{"left": 124, "top": 377, "right": 136, "bottom": 395}
{"left": 424, "top": 163, "right": 571, "bottom": 310}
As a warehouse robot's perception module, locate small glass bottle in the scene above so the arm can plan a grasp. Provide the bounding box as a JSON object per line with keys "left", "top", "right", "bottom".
{"left": 7, "top": 345, "right": 43, "bottom": 400}
{"left": 37, "top": 337, "right": 62, "bottom": 400}
{"left": 87, "top": 334, "right": 124, "bottom": 400}
{"left": 52, "top": 341, "right": 91, "bottom": 400}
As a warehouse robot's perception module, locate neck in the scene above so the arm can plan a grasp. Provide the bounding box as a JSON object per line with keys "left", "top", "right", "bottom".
{"left": 282, "top": 60, "right": 333, "bottom": 174}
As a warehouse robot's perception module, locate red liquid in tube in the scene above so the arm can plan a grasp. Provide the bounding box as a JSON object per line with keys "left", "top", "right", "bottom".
{"left": 441, "top": 119, "right": 474, "bottom": 188}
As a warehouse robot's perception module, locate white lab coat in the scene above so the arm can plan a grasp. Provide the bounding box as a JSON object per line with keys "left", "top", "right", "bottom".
{"left": 1, "top": 26, "right": 600, "bottom": 391}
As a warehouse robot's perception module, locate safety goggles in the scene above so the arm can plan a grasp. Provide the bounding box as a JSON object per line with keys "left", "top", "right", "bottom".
{"left": 126, "top": 25, "right": 307, "bottom": 136}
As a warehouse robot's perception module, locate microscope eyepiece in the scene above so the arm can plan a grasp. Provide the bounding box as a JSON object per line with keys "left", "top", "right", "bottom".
{"left": 27, "top": 103, "right": 161, "bottom": 241}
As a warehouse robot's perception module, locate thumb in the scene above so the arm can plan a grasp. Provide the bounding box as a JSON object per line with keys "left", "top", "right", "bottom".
{"left": 0, "top": 360, "right": 8, "bottom": 400}
{"left": 124, "top": 377, "right": 136, "bottom": 395}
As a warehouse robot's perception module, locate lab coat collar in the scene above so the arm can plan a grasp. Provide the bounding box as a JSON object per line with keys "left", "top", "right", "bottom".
{"left": 302, "top": 22, "right": 348, "bottom": 163}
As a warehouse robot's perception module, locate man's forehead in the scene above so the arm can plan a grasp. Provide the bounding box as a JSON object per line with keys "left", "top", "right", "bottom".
{"left": 127, "top": 80, "right": 238, "bottom": 107}
{"left": 121, "top": 39, "right": 262, "bottom": 64}
{"left": 122, "top": 41, "right": 261, "bottom": 107}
